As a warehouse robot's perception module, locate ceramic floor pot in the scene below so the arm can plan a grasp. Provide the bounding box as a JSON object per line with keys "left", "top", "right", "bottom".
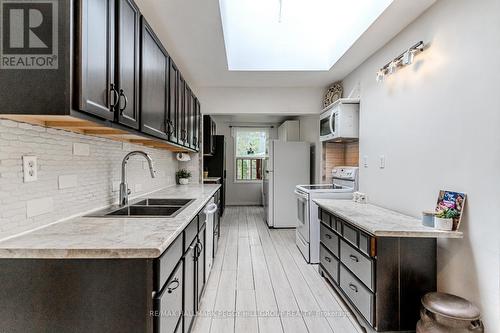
{"left": 416, "top": 292, "right": 483, "bottom": 333}
{"left": 179, "top": 178, "right": 189, "bottom": 185}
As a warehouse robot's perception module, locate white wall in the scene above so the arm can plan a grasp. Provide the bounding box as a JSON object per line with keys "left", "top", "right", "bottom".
{"left": 198, "top": 87, "right": 323, "bottom": 115}
{"left": 212, "top": 118, "right": 278, "bottom": 206}
{"left": 341, "top": 0, "right": 500, "bottom": 330}
{"left": 0, "top": 120, "right": 177, "bottom": 240}
{"left": 297, "top": 115, "right": 321, "bottom": 184}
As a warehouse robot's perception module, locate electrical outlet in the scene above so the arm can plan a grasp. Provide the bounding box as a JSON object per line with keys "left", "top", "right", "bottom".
{"left": 22, "top": 156, "right": 38, "bottom": 182}
{"left": 379, "top": 155, "right": 386, "bottom": 169}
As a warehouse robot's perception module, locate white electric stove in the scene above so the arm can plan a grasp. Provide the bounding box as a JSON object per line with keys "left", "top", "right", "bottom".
{"left": 295, "top": 166, "right": 359, "bottom": 263}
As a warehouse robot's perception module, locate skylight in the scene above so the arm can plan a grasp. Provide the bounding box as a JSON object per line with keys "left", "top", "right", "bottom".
{"left": 219, "top": 0, "right": 394, "bottom": 71}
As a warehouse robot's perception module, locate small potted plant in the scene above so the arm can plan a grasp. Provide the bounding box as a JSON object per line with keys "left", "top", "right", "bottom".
{"left": 176, "top": 169, "right": 192, "bottom": 185}
{"left": 434, "top": 207, "right": 460, "bottom": 231}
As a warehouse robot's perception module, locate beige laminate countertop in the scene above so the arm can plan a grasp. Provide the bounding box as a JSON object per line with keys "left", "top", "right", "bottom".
{"left": 314, "top": 199, "right": 463, "bottom": 238}
{"left": 0, "top": 184, "right": 220, "bottom": 259}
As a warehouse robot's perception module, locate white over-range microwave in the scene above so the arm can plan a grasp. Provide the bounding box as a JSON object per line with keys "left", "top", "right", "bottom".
{"left": 319, "top": 99, "right": 360, "bottom": 142}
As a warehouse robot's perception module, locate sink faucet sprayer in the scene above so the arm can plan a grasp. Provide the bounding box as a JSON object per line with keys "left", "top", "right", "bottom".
{"left": 120, "top": 151, "right": 156, "bottom": 206}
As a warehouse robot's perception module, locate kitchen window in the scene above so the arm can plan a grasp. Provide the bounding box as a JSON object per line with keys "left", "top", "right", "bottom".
{"left": 232, "top": 127, "right": 268, "bottom": 182}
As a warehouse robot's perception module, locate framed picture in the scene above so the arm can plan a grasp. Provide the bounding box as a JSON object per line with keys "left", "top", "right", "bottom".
{"left": 435, "top": 190, "right": 467, "bottom": 231}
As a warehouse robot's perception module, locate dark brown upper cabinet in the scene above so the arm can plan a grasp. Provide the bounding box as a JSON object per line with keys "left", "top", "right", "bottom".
{"left": 178, "top": 76, "right": 187, "bottom": 146}
{"left": 168, "top": 61, "right": 179, "bottom": 144}
{"left": 140, "top": 18, "right": 168, "bottom": 140}
{"left": 203, "top": 115, "right": 216, "bottom": 155}
{"left": 193, "top": 98, "right": 201, "bottom": 151}
{"left": 185, "top": 86, "right": 193, "bottom": 149}
{"left": 77, "top": 0, "right": 117, "bottom": 121}
{"left": 0, "top": 0, "right": 201, "bottom": 153}
{"left": 116, "top": 0, "right": 141, "bottom": 129}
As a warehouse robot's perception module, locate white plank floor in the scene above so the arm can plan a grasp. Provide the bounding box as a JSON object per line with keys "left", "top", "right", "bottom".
{"left": 192, "top": 206, "right": 363, "bottom": 333}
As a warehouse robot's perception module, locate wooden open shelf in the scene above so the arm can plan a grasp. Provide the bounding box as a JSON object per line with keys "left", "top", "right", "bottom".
{"left": 0, "top": 115, "right": 191, "bottom": 152}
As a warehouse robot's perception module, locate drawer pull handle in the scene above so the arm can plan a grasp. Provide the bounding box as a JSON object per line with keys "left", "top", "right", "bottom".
{"left": 348, "top": 283, "right": 358, "bottom": 293}
{"left": 324, "top": 256, "right": 331, "bottom": 263}
{"left": 349, "top": 254, "right": 359, "bottom": 262}
{"left": 167, "top": 278, "right": 180, "bottom": 293}
{"left": 325, "top": 234, "right": 332, "bottom": 239}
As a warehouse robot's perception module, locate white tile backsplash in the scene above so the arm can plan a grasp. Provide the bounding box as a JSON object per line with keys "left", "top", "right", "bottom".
{"left": 26, "top": 197, "right": 54, "bottom": 218}
{"left": 58, "top": 174, "right": 78, "bottom": 189}
{"left": 0, "top": 120, "right": 178, "bottom": 239}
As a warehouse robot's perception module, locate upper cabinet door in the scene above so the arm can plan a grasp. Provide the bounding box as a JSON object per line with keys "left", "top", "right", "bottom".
{"left": 116, "top": 0, "right": 140, "bottom": 129}
{"left": 193, "top": 97, "right": 200, "bottom": 151}
{"left": 178, "top": 76, "right": 186, "bottom": 145}
{"left": 185, "top": 86, "right": 193, "bottom": 149}
{"left": 140, "top": 18, "right": 168, "bottom": 139}
{"left": 190, "top": 94, "right": 197, "bottom": 150}
{"left": 168, "top": 61, "right": 179, "bottom": 143}
{"left": 77, "top": 0, "right": 116, "bottom": 120}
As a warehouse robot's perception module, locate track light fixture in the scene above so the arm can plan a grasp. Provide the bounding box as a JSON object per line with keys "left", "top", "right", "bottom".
{"left": 375, "top": 41, "right": 425, "bottom": 82}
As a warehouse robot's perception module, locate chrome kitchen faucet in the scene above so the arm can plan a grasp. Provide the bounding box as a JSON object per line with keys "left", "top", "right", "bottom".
{"left": 120, "top": 151, "right": 156, "bottom": 206}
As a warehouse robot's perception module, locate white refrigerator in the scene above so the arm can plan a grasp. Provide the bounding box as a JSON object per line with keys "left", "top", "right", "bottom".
{"left": 263, "top": 140, "right": 310, "bottom": 228}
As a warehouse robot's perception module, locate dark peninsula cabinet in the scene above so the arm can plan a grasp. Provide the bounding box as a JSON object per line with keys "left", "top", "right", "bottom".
{"left": 0, "top": 0, "right": 201, "bottom": 153}
{"left": 318, "top": 208, "right": 437, "bottom": 332}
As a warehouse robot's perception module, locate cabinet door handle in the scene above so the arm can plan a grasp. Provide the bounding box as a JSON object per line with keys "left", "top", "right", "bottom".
{"left": 349, "top": 254, "right": 359, "bottom": 262}
{"left": 324, "top": 256, "right": 331, "bottom": 263}
{"left": 110, "top": 84, "right": 119, "bottom": 111}
{"left": 166, "top": 120, "right": 175, "bottom": 136}
{"left": 119, "top": 89, "right": 128, "bottom": 114}
{"left": 197, "top": 241, "right": 203, "bottom": 256}
{"left": 167, "top": 278, "right": 180, "bottom": 293}
{"left": 325, "top": 234, "right": 332, "bottom": 239}
{"left": 348, "top": 283, "right": 358, "bottom": 293}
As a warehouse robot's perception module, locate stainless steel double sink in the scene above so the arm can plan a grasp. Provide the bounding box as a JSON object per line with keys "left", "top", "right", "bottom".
{"left": 86, "top": 198, "right": 195, "bottom": 218}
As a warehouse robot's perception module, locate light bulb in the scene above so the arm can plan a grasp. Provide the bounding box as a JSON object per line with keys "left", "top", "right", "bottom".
{"left": 402, "top": 49, "right": 414, "bottom": 65}
{"left": 388, "top": 61, "right": 397, "bottom": 74}
{"left": 376, "top": 70, "right": 385, "bottom": 82}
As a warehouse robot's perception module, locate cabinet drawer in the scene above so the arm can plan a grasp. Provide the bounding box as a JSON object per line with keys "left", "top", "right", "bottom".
{"left": 320, "top": 244, "right": 339, "bottom": 283}
{"left": 184, "top": 217, "right": 198, "bottom": 252}
{"left": 320, "top": 223, "right": 339, "bottom": 257}
{"left": 342, "top": 222, "right": 358, "bottom": 246}
{"left": 319, "top": 209, "right": 331, "bottom": 227}
{"left": 154, "top": 261, "right": 183, "bottom": 333}
{"left": 339, "top": 265, "right": 375, "bottom": 325}
{"left": 155, "top": 235, "right": 183, "bottom": 291}
{"left": 340, "top": 240, "right": 375, "bottom": 291}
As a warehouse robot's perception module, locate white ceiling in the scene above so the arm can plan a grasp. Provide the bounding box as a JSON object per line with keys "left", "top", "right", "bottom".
{"left": 135, "top": 0, "right": 436, "bottom": 88}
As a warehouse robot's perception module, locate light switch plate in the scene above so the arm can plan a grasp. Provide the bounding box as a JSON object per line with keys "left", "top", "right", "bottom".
{"left": 363, "top": 155, "right": 368, "bottom": 168}
{"left": 22, "top": 156, "right": 37, "bottom": 182}
{"left": 379, "top": 155, "right": 386, "bottom": 169}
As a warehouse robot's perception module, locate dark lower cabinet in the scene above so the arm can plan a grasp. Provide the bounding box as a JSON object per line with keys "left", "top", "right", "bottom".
{"left": 183, "top": 239, "right": 197, "bottom": 333}
{"left": 196, "top": 224, "right": 206, "bottom": 308}
{"left": 140, "top": 18, "right": 168, "bottom": 140}
{"left": 154, "top": 261, "right": 183, "bottom": 333}
{"left": 318, "top": 208, "right": 436, "bottom": 332}
{"left": 77, "top": 0, "right": 116, "bottom": 120}
{"left": 116, "top": 0, "right": 140, "bottom": 129}
{"left": 0, "top": 191, "right": 221, "bottom": 333}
